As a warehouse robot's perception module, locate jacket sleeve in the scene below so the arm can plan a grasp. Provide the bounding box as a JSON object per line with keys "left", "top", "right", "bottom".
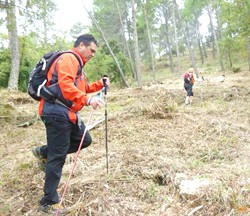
{"left": 56, "top": 54, "right": 102, "bottom": 111}
{"left": 86, "top": 80, "right": 104, "bottom": 93}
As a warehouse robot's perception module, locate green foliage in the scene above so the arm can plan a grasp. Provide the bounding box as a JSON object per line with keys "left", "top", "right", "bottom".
{"left": 218, "top": 0, "right": 250, "bottom": 69}
{"left": 19, "top": 57, "right": 31, "bottom": 92}
{"left": 0, "top": 50, "right": 10, "bottom": 88}
{"left": 0, "top": 0, "right": 249, "bottom": 91}
{"left": 24, "top": 0, "right": 58, "bottom": 46}
{"left": 179, "top": 43, "right": 186, "bottom": 55}
{"left": 139, "top": 181, "right": 159, "bottom": 201}
{"left": 136, "top": 0, "right": 159, "bottom": 62}
{"left": 101, "top": 40, "right": 121, "bottom": 55}
{"left": 220, "top": 36, "right": 245, "bottom": 69}
{"left": 232, "top": 67, "right": 241, "bottom": 73}
{"left": 183, "top": 0, "right": 206, "bottom": 20}
{"left": 137, "top": 16, "right": 149, "bottom": 61}
{"left": 93, "top": 0, "right": 120, "bottom": 40}
{"left": 49, "top": 34, "right": 73, "bottom": 51}
{"left": 69, "top": 22, "right": 89, "bottom": 40}
{"left": 220, "top": 0, "right": 250, "bottom": 38}
{"left": 84, "top": 46, "right": 130, "bottom": 85}
{"left": 17, "top": 33, "right": 71, "bottom": 92}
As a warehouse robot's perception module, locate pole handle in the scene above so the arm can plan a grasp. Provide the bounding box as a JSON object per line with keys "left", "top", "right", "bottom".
{"left": 102, "top": 75, "right": 108, "bottom": 95}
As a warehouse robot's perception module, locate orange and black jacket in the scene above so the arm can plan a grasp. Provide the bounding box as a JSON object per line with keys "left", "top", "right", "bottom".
{"left": 39, "top": 48, "right": 104, "bottom": 124}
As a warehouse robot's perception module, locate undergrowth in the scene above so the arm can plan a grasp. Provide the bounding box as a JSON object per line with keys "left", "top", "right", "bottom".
{"left": 0, "top": 71, "right": 249, "bottom": 215}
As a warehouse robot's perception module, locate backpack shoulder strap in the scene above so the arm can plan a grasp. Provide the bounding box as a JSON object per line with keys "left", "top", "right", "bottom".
{"left": 63, "top": 50, "right": 83, "bottom": 66}
{"left": 59, "top": 50, "right": 83, "bottom": 77}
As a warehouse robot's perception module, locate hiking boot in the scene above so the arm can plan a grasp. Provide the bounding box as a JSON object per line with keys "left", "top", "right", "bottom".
{"left": 32, "top": 146, "right": 47, "bottom": 172}
{"left": 40, "top": 203, "right": 69, "bottom": 214}
{"left": 40, "top": 203, "right": 60, "bottom": 213}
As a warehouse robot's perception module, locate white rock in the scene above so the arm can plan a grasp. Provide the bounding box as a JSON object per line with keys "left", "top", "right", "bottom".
{"left": 217, "top": 75, "right": 225, "bottom": 82}
{"left": 174, "top": 173, "right": 188, "bottom": 186}
{"left": 179, "top": 179, "right": 211, "bottom": 196}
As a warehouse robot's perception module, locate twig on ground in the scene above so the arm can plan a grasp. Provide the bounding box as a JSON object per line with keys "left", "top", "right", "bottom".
{"left": 187, "top": 205, "right": 203, "bottom": 216}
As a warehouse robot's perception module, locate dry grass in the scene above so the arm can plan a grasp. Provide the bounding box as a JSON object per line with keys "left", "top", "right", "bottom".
{"left": 0, "top": 71, "right": 249, "bottom": 215}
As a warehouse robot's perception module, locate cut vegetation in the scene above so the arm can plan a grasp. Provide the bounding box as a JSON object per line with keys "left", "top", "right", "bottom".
{"left": 0, "top": 71, "right": 249, "bottom": 215}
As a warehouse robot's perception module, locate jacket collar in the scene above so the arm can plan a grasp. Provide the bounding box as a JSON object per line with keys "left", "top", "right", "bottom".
{"left": 71, "top": 48, "right": 87, "bottom": 65}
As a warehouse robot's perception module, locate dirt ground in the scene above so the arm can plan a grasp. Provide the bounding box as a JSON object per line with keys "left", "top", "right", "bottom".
{"left": 0, "top": 71, "right": 249, "bottom": 216}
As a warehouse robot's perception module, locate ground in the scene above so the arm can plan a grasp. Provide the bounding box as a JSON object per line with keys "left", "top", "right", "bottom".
{"left": 0, "top": 71, "right": 249, "bottom": 216}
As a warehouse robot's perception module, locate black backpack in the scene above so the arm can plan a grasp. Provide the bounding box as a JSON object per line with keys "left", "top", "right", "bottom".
{"left": 27, "top": 50, "right": 82, "bottom": 102}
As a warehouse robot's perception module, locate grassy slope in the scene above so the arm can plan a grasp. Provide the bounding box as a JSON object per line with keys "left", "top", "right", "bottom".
{"left": 0, "top": 66, "right": 249, "bottom": 215}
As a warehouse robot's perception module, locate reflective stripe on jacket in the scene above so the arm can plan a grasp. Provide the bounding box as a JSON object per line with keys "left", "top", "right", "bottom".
{"left": 38, "top": 48, "right": 103, "bottom": 124}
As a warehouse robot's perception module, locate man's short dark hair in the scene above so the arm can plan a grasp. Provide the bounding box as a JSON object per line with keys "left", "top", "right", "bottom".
{"left": 74, "top": 34, "right": 98, "bottom": 47}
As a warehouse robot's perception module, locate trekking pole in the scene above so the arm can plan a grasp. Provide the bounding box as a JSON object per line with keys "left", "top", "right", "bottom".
{"left": 102, "top": 76, "right": 109, "bottom": 174}
{"left": 55, "top": 109, "right": 94, "bottom": 216}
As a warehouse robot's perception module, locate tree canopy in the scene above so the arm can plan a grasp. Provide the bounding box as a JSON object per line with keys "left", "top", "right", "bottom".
{"left": 0, "top": 0, "right": 249, "bottom": 90}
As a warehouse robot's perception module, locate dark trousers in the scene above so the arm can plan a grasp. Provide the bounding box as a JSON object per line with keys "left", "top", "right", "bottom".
{"left": 184, "top": 83, "right": 194, "bottom": 96}
{"left": 39, "top": 116, "right": 92, "bottom": 205}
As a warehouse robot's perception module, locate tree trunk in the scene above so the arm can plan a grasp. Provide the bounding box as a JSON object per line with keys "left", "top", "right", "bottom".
{"left": 195, "top": 18, "right": 204, "bottom": 65}
{"left": 83, "top": 5, "right": 129, "bottom": 87}
{"left": 247, "top": 36, "right": 250, "bottom": 71}
{"left": 214, "top": 3, "right": 225, "bottom": 71}
{"left": 173, "top": 0, "right": 198, "bottom": 77}
{"left": 172, "top": 0, "right": 181, "bottom": 76}
{"left": 184, "top": 24, "right": 198, "bottom": 76}
{"left": 131, "top": 0, "right": 142, "bottom": 87}
{"left": 198, "top": 38, "right": 203, "bottom": 65}
{"left": 202, "top": 42, "right": 208, "bottom": 58}
{"left": 114, "top": 0, "right": 136, "bottom": 79}
{"left": 207, "top": 3, "right": 224, "bottom": 72}
{"left": 215, "top": 7, "right": 222, "bottom": 39}
{"left": 143, "top": 1, "right": 155, "bottom": 80}
{"left": 207, "top": 8, "right": 216, "bottom": 59}
{"left": 228, "top": 52, "right": 232, "bottom": 69}
{"left": 163, "top": 1, "right": 174, "bottom": 76}
{"left": 7, "top": 0, "right": 20, "bottom": 90}
{"left": 42, "top": 0, "right": 48, "bottom": 49}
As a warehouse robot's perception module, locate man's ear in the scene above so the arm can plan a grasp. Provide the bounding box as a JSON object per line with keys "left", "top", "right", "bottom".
{"left": 80, "top": 42, "right": 85, "bottom": 47}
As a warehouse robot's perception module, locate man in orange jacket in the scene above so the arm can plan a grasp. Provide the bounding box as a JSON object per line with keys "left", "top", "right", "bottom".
{"left": 32, "top": 34, "right": 110, "bottom": 213}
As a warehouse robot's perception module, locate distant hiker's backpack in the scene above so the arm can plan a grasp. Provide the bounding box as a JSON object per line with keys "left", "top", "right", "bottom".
{"left": 27, "top": 50, "right": 82, "bottom": 101}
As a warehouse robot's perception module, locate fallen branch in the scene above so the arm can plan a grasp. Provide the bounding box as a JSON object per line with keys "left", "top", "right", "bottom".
{"left": 17, "top": 120, "right": 35, "bottom": 127}
{"left": 85, "top": 112, "right": 120, "bottom": 130}
{"left": 88, "top": 118, "right": 105, "bottom": 131}
{"left": 187, "top": 205, "right": 203, "bottom": 216}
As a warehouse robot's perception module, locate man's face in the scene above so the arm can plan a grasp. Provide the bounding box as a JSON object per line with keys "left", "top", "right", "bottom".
{"left": 79, "top": 41, "right": 97, "bottom": 62}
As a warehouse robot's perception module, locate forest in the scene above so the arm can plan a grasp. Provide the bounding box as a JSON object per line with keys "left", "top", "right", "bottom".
{"left": 0, "top": 0, "right": 250, "bottom": 215}
{"left": 0, "top": 0, "right": 249, "bottom": 90}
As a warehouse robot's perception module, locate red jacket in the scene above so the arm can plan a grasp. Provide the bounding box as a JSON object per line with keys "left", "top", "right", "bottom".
{"left": 39, "top": 48, "right": 103, "bottom": 123}
{"left": 184, "top": 72, "right": 195, "bottom": 84}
